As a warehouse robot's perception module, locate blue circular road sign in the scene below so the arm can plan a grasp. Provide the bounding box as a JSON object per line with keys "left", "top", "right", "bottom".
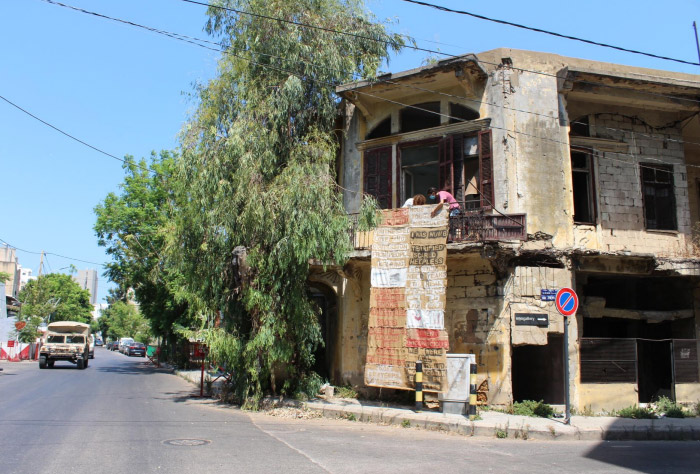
{"left": 555, "top": 288, "right": 579, "bottom": 316}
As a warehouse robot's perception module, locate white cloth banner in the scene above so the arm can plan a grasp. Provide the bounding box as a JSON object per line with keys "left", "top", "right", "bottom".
{"left": 370, "top": 268, "right": 408, "bottom": 288}
{"left": 406, "top": 309, "right": 445, "bottom": 329}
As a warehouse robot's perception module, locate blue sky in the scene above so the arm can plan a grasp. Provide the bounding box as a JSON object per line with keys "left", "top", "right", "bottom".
{"left": 1, "top": 0, "right": 699, "bottom": 304}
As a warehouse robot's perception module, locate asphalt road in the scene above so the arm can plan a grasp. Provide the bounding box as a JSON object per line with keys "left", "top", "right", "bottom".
{"left": 1, "top": 348, "right": 699, "bottom": 474}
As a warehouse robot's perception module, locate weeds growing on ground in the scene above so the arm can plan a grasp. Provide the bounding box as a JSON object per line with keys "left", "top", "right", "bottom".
{"left": 616, "top": 405, "right": 656, "bottom": 419}
{"left": 335, "top": 385, "right": 358, "bottom": 399}
{"left": 505, "top": 400, "right": 554, "bottom": 418}
{"left": 401, "top": 419, "right": 411, "bottom": 428}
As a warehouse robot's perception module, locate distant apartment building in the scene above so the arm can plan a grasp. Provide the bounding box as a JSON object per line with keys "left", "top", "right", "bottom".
{"left": 18, "top": 266, "right": 36, "bottom": 292}
{"left": 73, "top": 269, "right": 99, "bottom": 305}
{"left": 0, "top": 245, "right": 21, "bottom": 299}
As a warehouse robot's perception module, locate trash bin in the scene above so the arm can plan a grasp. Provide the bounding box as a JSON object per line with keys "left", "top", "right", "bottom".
{"left": 439, "top": 354, "right": 475, "bottom": 415}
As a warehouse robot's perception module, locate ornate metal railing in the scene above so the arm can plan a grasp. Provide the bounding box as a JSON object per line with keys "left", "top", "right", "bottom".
{"left": 348, "top": 211, "right": 527, "bottom": 250}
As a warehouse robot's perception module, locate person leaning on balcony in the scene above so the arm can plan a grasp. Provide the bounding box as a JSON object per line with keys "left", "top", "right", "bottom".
{"left": 402, "top": 194, "right": 426, "bottom": 208}
{"left": 427, "top": 187, "right": 460, "bottom": 216}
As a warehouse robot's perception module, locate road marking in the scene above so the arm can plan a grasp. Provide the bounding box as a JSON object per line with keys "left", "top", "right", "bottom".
{"left": 248, "top": 413, "right": 332, "bottom": 473}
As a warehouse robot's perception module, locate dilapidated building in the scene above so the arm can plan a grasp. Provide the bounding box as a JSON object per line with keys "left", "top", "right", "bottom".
{"left": 310, "top": 48, "right": 700, "bottom": 412}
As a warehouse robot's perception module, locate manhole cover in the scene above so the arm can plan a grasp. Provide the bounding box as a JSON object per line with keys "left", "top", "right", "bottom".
{"left": 163, "top": 438, "right": 211, "bottom": 446}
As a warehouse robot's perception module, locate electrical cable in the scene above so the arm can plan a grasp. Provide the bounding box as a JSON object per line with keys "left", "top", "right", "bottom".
{"left": 178, "top": 0, "right": 700, "bottom": 85}
{"left": 35, "top": 2, "right": 700, "bottom": 193}
{"left": 399, "top": 0, "right": 700, "bottom": 67}
{"left": 0, "top": 94, "right": 155, "bottom": 176}
{"left": 0, "top": 237, "right": 108, "bottom": 268}
{"left": 43, "top": 0, "right": 700, "bottom": 129}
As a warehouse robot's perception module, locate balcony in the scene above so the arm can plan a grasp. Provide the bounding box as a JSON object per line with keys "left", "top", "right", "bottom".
{"left": 348, "top": 211, "right": 527, "bottom": 250}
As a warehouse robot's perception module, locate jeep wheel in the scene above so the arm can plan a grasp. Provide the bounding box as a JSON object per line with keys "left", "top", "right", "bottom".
{"left": 39, "top": 356, "right": 47, "bottom": 369}
{"left": 84, "top": 358, "right": 89, "bottom": 368}
{"left": 77, "top": 359, "right": 85, "bottom": 370}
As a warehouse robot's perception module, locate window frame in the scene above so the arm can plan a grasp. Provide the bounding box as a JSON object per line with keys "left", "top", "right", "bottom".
{"left": 570, "top": 148, "right": 597, "bottom": 225}
{"left": 640, "top": 163, "right": 677, "bottom": 231}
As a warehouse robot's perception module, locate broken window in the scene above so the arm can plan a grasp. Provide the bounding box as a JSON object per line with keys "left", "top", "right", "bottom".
{"left": 641, "top": 164, "right": 677, "bottom": 230}
{"left": 366, "top": 117, "right": 391, "bottom": 140}
{"left": 570, "top": 115, "right": 590, "bottom": 137}
{"left": 399, "top": 102, "right": 440, "bottom": 133}
{"left": 449, "top": 102, "right": 480, "bottom": 123}
{"left": 571, "top": 150, "right": 596, "bottom": 224}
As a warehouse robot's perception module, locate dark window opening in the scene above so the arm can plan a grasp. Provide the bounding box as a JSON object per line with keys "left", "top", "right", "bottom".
{"left": 570, "top": 115, "right": 590, "bottom": 137}
{"left": 642, "top": 164, "right": 676, "bottom": 230}
{"left": 571, "top": 151, "right": 595, "bottom": 224}
{"left": 583, "top": 275, "right": 693, "bottom": 312}
{"left": 400, "top": 101, "right": 441, "bottom": 133}
{"left": 449, "top": 102, "right": 480, "bottom": 123}
{"left": 366, "top": 117, "right": 391, "bottom": 140}
{"left": 308, "top": 284, "right": 339, "bottom": 383}
{"left": 511, "top": 333, "right": 564, "bottom": 404}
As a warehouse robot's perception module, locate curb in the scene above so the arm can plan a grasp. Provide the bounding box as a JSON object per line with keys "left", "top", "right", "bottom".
{"left": 169, "top": 371, "right": 700, "bottom": 441}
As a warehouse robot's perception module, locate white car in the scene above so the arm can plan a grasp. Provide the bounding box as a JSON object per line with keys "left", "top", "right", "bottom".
{"left": 118, "top": 338, "right": 134, "bottom": 354}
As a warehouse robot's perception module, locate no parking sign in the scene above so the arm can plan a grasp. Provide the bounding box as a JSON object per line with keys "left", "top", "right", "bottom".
{"left": 555, "top": 288, "right": 579, "bottom": 317}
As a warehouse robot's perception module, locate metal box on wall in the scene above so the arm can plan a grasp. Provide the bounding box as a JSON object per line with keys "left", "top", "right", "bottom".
{"left": 439, "top": 354, "right": 475, "bottom": 415}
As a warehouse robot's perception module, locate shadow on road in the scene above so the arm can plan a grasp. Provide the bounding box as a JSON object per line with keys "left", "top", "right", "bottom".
{"left": 95, "top": 362, "right": 172, "bottom": 375}
{"left": 154, "top": 390, "right": 203, "bottom": 402}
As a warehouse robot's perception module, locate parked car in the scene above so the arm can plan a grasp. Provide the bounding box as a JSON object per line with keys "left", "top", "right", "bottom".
{"left": 126, "top": 342, "right": 146, "bottom": 357}
{"left": 88, "top": 335, "right": 95, "bottom": 359}
{"left": 118, "top": 337, "right": 134, "bottom": 354}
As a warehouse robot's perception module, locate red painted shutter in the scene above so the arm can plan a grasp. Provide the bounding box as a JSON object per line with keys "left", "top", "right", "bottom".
{"left": 364, "top": 147, "right": 393, "bottom": 209}
{"left": 438, "top": 136, "right": 454, "bottom": 195}
{"left": 478, "top": 129, "right": 494, "bottom": 210}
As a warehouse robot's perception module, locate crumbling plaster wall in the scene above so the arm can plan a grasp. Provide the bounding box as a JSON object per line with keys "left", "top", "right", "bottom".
{"left": 505, "top": 265, "right": 581, "bottom": 408}
{"left": 445, "top": 254, "right": 508, "bottom": 404}
{"left": 483, "top": 63, "right": 574, "bottom": 249}
{"left": 567, "top": 105, "right": 692, "bottom": 257}
{"left": 338, "top": 260, "right": 371, "bottom": 387}
{"left": 341, "top": 102, "right": 364, "bottom": 214}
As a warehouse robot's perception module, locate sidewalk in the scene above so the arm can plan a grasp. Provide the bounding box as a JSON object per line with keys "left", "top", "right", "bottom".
{"left": 174, "top": 368, "right": 700, "bottom": 441}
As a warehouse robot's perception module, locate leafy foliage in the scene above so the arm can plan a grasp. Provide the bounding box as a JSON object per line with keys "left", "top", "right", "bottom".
{"left": 94, "top": 153, "right": 190, "bottom": 339}
{"left": 18, "top": 273, "right": 93, "bottom": 324}
{"left": 99, "top": 301, "right": 152, "bottom": 344}
{"left": 166, "top": 0, "right": 403, "bottom": 406}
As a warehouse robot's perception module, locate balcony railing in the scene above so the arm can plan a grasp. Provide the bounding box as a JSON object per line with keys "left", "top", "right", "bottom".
{"left": 348, "top": 210, "right": 527, "bottom": 250}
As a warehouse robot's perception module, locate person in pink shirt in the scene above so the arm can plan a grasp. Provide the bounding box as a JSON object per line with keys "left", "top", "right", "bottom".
{"left": 427, "top": 187, "right": 461, "bottom": 216}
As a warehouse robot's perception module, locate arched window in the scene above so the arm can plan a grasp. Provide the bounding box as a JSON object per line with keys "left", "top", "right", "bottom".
{"left": 400, "top": 101, "right": 441, "bottom": 133}
{"left": 366, "top": 117, "right": 391, "bottom": 139}
{"left": 449, "top": 102, "right": 480, "bottom": 123}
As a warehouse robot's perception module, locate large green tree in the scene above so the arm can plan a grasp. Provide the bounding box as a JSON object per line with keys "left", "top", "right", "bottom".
{"left": 18, "top": 273, "right": 93, "bottom": 324}
{"left": 94, "top": 152, "right": 189, "bottom": 339}
{"left": 99, "top": 301, "right": 151, "bottom": 343}
{"left": 169, "top": 0, "right": 401, "bottom": 406}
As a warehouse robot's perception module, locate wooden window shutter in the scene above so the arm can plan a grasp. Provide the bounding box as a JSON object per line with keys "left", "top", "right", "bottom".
{"left": 438, "top": 136, "right": 454, "bottom": 196}
{"left": 364, "top": 147, "right": 393, "bottom": 209}
{"left": 478, "top": 129, "right": 494, "bottom": 210}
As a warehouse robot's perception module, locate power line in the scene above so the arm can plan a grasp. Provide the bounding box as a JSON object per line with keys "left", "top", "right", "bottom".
{"left": 399, "top": 0, "right": 700, "bottom": 67}
{"left": 0, "top": 237, "right": 108, "bottom": 268}
{"left": 37, "top": 2, "right": 700, "bottom": 180}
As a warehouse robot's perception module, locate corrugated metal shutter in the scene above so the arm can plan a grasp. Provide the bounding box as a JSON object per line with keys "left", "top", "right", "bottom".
{"left": 673, "top": 339, "right": 699, "bottom": 383}
{"left": 580, "top": 338, "right": 637, "bottom": 383}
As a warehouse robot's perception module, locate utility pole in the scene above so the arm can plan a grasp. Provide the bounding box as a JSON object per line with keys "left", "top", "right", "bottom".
{"left": 694, "top": 22, "right": 700, "bottom": 65}
{"left": 38, "top": 251, "right": 44, "bottom": 277}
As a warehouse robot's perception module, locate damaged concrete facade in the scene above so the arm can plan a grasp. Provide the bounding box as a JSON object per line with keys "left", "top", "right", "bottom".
{"left": 311, "top": 49, "right": 700, "bottom": 412}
